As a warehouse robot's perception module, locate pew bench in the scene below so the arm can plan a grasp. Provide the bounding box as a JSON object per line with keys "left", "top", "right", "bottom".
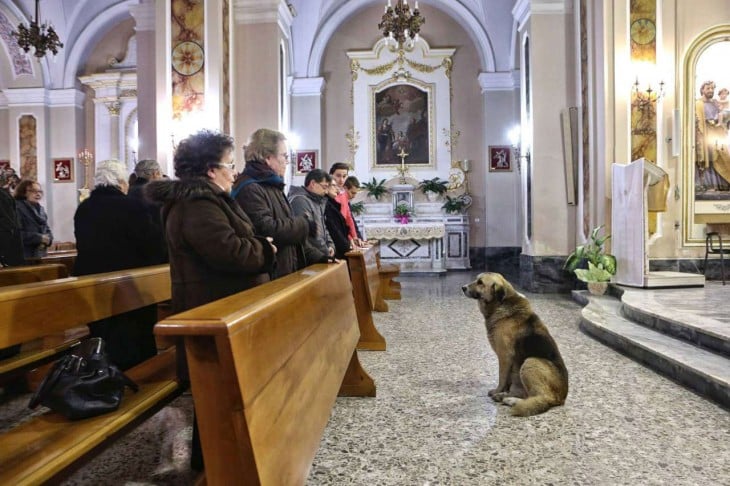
{"left": 345, "top": 246, "right": 387, "bottom": 350}
{"left": 156, "top": 262, "right": 375, "bottom": 486}
{"left": 375, "top": 252, "right": 401, "bottom": 300}
{"left": 0, "top": 264, "right": 183, "bottom": 485}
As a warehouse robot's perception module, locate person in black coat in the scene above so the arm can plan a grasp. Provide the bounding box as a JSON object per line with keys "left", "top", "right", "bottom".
{"left": 14, "top": 180, "right": 53, "bottom": 260}
{"left": 127, "top": 159, "right": 168, "bottom": 263}
{"left": 74, "top": 160, "right": 167, "bottom": 370}
{"left": 0, "top": 169, "right": 24, "bottom": 267}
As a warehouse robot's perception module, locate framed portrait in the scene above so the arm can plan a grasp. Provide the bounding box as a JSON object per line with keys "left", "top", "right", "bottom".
{"left": 489, "top": 146, "right": 513, "bottom": 172}
{"left": 373, "top": 83, "right": 431, "bottom": 167}
{"left": 0, "top": 160, "right": 9, "bottom": 171}
{"left": 392, "top": 190, "right": 413, "bottom": 213}
{"left": 295, "top": 150, "right": 317, "bottom": 174}
{"left": 53, "top": 158, "right": 73, "bottom": 182}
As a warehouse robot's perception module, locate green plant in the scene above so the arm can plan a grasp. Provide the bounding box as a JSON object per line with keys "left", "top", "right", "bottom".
{"left": 441, "top": 195, "right": 466, "bottom": 214}
{"left": 394, "top": 202, "right": 412, "bottom": 217}
{"left": 362, "top": 177, "right": 388, "bottom": 200}
{"left": 350, "top": 201, "right": 365, "bottom": 216}
{"left": 418, "top": 177, "right": 448, "bottom": 195}
{"left": 564, "top": 225, "right": 617, "bottom": 282}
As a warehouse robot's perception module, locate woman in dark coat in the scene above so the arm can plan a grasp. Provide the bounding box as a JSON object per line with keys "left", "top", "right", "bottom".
{"left": 232, "top": 128, "right": 310, "bottom": 278}
{"left": 146, "top": 129, "right": 276, "bottom": 472}
{"left": 14, "top": 180, "right": 53, "bottom": 259}
{"left": 74, "top": 160, "right": 166, "bottom": 370}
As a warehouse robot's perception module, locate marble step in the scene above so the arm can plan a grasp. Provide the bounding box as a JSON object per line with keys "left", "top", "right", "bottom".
{"left": 620, "top": 289, "right": 730, "bottom": 358}
{"left": 579, "top": 295, "right": 730, "bottom": 408}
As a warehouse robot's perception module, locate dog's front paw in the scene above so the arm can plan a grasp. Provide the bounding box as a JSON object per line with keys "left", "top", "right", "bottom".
{"left": 502, "top": 397, "right": 521, "bottom": 407}
{"left": 491, "top": 392, "right": 510, "bottom": 402}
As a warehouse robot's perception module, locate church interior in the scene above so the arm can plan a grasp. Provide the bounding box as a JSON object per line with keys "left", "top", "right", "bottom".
{"left": 0, "top": 0, "right": 728, "bottom": 484}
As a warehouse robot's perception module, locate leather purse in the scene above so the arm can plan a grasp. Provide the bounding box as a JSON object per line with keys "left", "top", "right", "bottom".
{"left": 28, "top": 337, "right": 138, "bottom": 420}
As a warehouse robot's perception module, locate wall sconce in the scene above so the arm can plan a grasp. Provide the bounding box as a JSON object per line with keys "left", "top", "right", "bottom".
{"left": 632, "top": 77, "right": 665, "bottom": 103}
{"left": 508, "top": 126, "right": 530, "bottom": 173}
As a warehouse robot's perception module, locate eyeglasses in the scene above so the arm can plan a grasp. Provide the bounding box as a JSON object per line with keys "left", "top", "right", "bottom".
{"left": 316, "top": 182, "right": 331, "bottom": 191}
{"left": 278, "top": 152, "right": 290, "bottom": 160}
{"left": 217, "top": 162, "right": 236, "bottom": 171}
{"left": 28, "top": 189, "right": 43, "bottom": 195}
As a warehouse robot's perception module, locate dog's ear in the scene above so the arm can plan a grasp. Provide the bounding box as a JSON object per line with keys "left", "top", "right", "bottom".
{"left": 492, "top": 282, "right": 506, "bottom": 302}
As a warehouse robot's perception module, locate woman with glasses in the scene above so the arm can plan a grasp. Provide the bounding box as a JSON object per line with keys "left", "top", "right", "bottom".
{"left": 232, "top": 128, "right": 310, "bottom": 278}
{"left": 147, "top": 129, "right": 276, "bottom": 471}
{"left": 14, "top": 180, "right": 53, "bottom": 259}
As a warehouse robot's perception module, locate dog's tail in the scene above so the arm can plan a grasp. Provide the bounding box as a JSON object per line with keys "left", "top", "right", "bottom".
{"left": 509, "top": 396, "right": 556, "bottom": 417}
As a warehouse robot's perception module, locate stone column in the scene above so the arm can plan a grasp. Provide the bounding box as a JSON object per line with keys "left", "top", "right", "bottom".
{"left": 232, "top": 0, "right": 293, "bottom": 146}
{"left": 129, "top": 1, "right": 157, "bottom": 161}
{"left": 106, "top": 101, "right": 121, "bottom": 160}
{"left": 513, "top": 0, "right": 577, "bottom": 292}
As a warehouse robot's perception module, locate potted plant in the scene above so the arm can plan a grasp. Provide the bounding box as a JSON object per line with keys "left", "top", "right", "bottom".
{"left": 350, "top": 201, "right": 365, "bottom": 216}
{"left": 418, "top": 177, "right": 448, "bottom": 201}
{"left": 563, "top": 225, "right": 617, "bottom": 295}
{"left": 362, "top": 177, "right": 388, "bottom": 201}
{"left": 442, "top": 195, "right": 466, "bottom": 214}
{"left": 394, "top": 202, "right": 412, "bottom": 224}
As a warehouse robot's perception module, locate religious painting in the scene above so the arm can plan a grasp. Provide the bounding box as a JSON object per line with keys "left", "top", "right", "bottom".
{"left": 53, "top": 158, "right": 73, "bottom": 182}
{"left": 687, "top": 34, "right": 730, "bottom": 231}
{"left": 0, "top": 160, "right": 9, "bottom": 171}
{"left": 295, "top": 150, "right": 318, "bottom": 174}
{"left": 489, "top": 146, "right": 513, "bottom": 172}
{"left": 374, "top": 83, "right": 430, "bottom": 166}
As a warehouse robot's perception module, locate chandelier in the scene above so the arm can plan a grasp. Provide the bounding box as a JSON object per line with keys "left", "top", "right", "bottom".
{"left": 11, "top": 0, "right": 63, "bottom": 58}
{"left": 378, "top": 0, "right": 425, "bottom": 49}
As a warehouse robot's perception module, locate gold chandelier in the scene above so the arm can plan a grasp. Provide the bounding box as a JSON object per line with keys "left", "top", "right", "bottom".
{"left": 12, "top": 0, "right": 63, "bottom": 58}
{"left": 378, "top": 0, "right": 425, "bottom": 49}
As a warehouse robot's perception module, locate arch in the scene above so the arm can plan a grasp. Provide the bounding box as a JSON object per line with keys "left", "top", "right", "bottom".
{"left": 306, "top": 0, "right": 495, "bottom": 77}
{"left": 0, "top": 3, "right": 48, "bottom": 88}
{"left": 62, "top": 0, "right": 136, "bottom": 88}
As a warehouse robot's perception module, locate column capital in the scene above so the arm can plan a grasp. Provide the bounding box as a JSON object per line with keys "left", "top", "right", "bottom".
{"left": 290, "top": 77, "right": 326, "bottom": 97}
{"left": 233, "top": 0, "right": 293, "bottom": 31}
{"left": 478, "top": 72, "right": 520, "bottom": 93}
{"left": 105, "top": 101, "right": 121, "bottom": 116}
{"left": 513, "top": 0, "right": 571, "bottom": 30}
{"left": 129, "top": 3, "right": 156, "bottom": 32}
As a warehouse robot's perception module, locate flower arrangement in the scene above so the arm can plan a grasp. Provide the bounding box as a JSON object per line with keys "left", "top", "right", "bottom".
{"left": 564, "top": 225, "right": 617, "bottom": 284}
{"left": 394, "top": 202, "right": 413, "bottom": 224}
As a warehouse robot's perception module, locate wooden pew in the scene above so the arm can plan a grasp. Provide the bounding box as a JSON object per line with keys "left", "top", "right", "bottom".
{"left": 155, "top": 262, "right": 375, "bottom": 486}
{"left": 375, "top": 250, "right": 401, "bottom": 300}
{"left": 345, "top": 246, "right": 387, "bottom": 350}
{"left": 0, "top": 263, "right": 68, "bottom": 287}
{"left": 0, "top": 264, "right": 182, "bottom": 485}
{"left": 26, "top": 251, "right": 77, "bottom": 276}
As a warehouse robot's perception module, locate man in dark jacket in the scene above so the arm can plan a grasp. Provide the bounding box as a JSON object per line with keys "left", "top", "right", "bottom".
{"left": 289, "top": 169, "right": 335, "bottom": 263}
{"left": 232, "top": 128, "right": 310, "bottom": 277}
{"left": 127, "top": 159, "right": 167, "bottom": 262}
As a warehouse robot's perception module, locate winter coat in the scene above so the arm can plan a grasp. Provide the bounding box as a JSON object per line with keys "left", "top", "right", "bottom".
{"left": 232, "top": 160, "right": 309, "bottom": 278}
{"left": 0, "top": 188, "right": 24, "bottom": 266}
{"left": 16, "top": 199, "right": 53, "bottom": 259}
{"left": 288, "top": 186, "right": 334, "bottom": 264}
{"left": 73, "top": 185, "right": 168, "bottom": 370}
{"left": 146, "top": 178, "right": 276, "bottom": 313}
{"left": 325, "top": 197, "right": 352, "bottom": 259}
{"left": 74, "top": 185, "right": 165, "bottom": 276}
{"left": 127, "top": 177, "right": 168, "bottom": 263}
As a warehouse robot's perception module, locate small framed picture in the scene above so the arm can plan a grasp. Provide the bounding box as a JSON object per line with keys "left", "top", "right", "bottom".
{"left": 488, "top": 146, "right": 513, "bottom": 172}
{"left": 53, "top": 158, "right": 74, "bottom": 182}
{"left": 295, "top": 150, "right": 318, "bottom": 174}
{"left": 0, "top": 160, "right": 10, "bottom": 171}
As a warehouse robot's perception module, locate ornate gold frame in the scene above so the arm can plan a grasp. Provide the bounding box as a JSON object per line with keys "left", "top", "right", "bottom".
{"left": 681, "top": 25, "right": 730, "bottom": 245}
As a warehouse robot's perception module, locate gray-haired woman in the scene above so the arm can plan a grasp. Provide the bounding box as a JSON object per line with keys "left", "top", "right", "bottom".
{"left": 73, "top": 159, "right": 166, "bottom": 370}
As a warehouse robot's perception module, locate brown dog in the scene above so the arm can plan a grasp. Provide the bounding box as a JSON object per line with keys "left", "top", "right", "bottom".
{"left": 462, "top": 272, "right": 568, "bottom": 416}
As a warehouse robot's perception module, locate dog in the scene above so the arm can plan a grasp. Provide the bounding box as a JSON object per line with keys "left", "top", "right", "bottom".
{"left": 462, "top": 272, "right": 568, "bottom": 416}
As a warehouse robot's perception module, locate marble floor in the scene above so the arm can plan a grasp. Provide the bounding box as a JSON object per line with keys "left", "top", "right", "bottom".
{"left": 1, "top": 271, "right": 728, "bottom": 485}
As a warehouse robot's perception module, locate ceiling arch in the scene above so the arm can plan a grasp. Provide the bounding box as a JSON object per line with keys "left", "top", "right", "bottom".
{"left": 305, "top": 0, "right": 496, "bottom": 78}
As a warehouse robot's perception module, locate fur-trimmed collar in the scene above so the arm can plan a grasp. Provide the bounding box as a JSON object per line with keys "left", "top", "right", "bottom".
{"left": 146, "top": 178, "right": 228, "bottom": 204}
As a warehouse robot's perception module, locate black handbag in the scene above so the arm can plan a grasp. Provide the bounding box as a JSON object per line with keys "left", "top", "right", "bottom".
{"left": 28, "top": 337, "right": 139, "bottom": 420}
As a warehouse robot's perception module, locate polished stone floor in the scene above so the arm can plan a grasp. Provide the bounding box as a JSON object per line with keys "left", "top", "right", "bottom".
{"left": 2, "top": 271, "right": 728, "bottom": 485}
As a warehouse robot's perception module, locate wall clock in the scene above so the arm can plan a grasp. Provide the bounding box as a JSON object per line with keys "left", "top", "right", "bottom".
{"left": 172, "top": 41, "right": 205, "bottom": 76}
{"left": 630, "top": 18, "right": 656, "bottom": 45}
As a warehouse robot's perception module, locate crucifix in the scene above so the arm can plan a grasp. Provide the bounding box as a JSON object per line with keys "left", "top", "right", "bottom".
{"left": 396, "top": 147, "right": 410, "bottom": 182}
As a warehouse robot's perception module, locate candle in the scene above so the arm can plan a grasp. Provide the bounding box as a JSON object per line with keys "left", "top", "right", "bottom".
{"left": 415, "top": 1, "right": 419, "bottom": 9}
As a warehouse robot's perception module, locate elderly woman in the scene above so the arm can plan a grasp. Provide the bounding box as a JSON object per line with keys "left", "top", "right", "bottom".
{"left": 232, "top": 128, "right": 310, "bottom": 278}
{"left": 147, "top": 129, "right": 276, "bottom": 471}
{"left": 74, "top": 160, "right": 166, "bottom": 370}
{"left": 14, "top": 180, "right": 53, "bottom": 259}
